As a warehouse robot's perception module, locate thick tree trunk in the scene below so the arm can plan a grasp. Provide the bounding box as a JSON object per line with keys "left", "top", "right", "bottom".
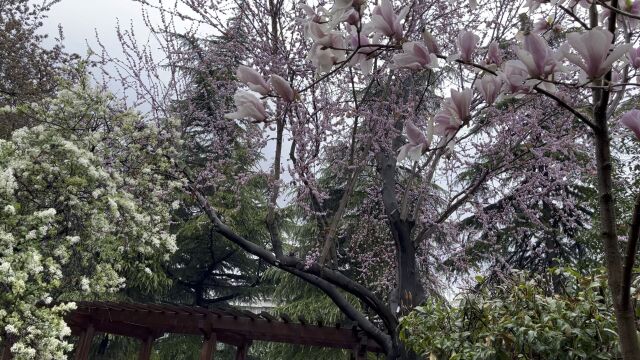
{"left": 593, "top": 122, "right": 640, "bottom": 360}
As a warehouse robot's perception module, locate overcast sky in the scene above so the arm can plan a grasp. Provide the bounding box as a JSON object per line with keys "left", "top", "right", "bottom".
{"left": 44, "top": 0, "right": 149, "bottom": 57}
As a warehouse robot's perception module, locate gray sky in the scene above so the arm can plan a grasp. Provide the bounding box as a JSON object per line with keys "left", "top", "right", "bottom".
{"left": 44, "top": 0, "right": 148, "bottom": 57}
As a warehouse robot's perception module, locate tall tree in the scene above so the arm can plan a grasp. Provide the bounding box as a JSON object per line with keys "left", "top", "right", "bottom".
{"left": 112, "top": 1, "right": 640, "bottom": 358}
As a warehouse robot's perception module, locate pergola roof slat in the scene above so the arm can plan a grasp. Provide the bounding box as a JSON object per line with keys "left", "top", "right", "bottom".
{"left": 64, "top": 301, "right": 383, "bottom": 353}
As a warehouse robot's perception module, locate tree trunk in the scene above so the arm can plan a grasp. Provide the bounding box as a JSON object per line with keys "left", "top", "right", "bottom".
{"left": 593, "top": 123, "right": 640, "bottom": 360}
{"left": 591, "top": 2, "right": 640, "bottom": 358}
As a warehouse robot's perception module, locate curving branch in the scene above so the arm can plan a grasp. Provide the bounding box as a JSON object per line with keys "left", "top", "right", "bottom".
{"left": 181, "top": 174, "right": 399, "bottom": 340}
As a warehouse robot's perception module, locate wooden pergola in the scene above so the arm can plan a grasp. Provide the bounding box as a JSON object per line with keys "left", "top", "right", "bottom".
{"left": 61, "top": 301, "right": 383, "bottom": 359}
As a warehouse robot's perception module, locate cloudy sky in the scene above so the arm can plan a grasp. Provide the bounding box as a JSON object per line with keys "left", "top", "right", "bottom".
{"left": 44, "top": 0, "right": 149, "bottom": 56}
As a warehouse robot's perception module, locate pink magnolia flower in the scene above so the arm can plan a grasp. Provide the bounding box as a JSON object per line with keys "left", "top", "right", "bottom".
{"left": 564, "top": 28, "right": 632, "bottom": 79}
{"left": 308, "top": 22, "right": 343, "bottom": 47}
{"left": 300, "top": 4, "right": 323, "bottom": 23}
{"left": 308, "top": 28, "right": 346, "bottom": 74}
{"left": 270, "top": 75, "right": 295, "bottom": 102}
{"left": 341, "top": 8, "right": 360, "bottom": 25}
{"left": 486, "top": 41, "right": 502, "bottom": 66}
{"left": 422, "top": 29, "right": 440, "bottom": 55}
{"left": 434, "top": 108, "right": 461, "bottom": 137}
{"left": 369, "top": 0, "right": 408, "bottom": 40}
{"left": 457, "top": 31, "right": 480, "bottom": 62}
{"left": 475, "top": 75, "right": 502, "bottom": 105}
{"left": 236, "top": 65, "right": 270, "bottom": 95}
{"left": 446, "top": 89, "right": 473, "bottom": 122}
{"left": 629, "top": 47, "right": 640, "bottom": 68}
{"left": 348, "top": 31, "right": 376, "bottom": 74}
{"left": 533, "top": 17, "right": 552, "bottom": 34}
{"left": 621, "top": 109, "right": 640, "bottom": 140}
{"left": 499, "top": 60, "right": 532, "bottom": 94}
{"left": 516, "top": 33, "right": 560, "bottom": 78}
{"left": 397, "top": 120, "right": 431, "bottom": 161}
{"left": 225, "top": 90, "right": 268, "bottom": 122}
{"left": 391, "top": 41, "right": 438, "bottom": 70}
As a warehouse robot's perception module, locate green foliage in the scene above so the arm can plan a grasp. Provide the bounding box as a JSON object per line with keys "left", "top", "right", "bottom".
{"left": 400, "top": 268, "right": 622, "bottom": 360}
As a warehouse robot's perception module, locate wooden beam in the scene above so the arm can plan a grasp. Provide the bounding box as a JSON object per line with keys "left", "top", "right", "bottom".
{"left": 74, "top": 324, "right": 95, "bottom": 360}
{"left": 199, "top": 333, "right": 217, "bottom": 360}
{"left": 234, "top": 341, "right": 251, "bottom": 360}
{"left": 137, "top": 336, "right": 154, "bottom": 360}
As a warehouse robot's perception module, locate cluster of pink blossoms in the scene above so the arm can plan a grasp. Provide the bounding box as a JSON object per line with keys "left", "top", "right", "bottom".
{"left": 225, "top": 0, "right": 640, "bottom": 150}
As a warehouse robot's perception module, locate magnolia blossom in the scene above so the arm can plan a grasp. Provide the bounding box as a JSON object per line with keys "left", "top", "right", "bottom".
{"left": 224, "top": 90, "right": 267, "bottom": 122}
{"left": 397, "top": 120, "right": 432, "bottom": 161}
{"left": 446, "top": 89, "right": 473, "bottom": 122}
{"left": 621, "top": 109, "right": 640, "bottom": 140}
{"left": 270, "top": 75, "right": 295, "bottom": 102}
{"left": 533, "top": 17, "right": 552, "bottom": 34}
{"left": 369, "top": 0, "right": 408, "bottom": 40}
{"left": 236, "top": 66, "right": 270, "bottom": 95}
{"left": 308, "top": 30, "right": 347, "bottom": 74}
{"left": 434, "top": 108, "right": 461, "bottom": 137}
{"left": 499, "top": 60, "right": 533, "bottom": 94}
{"left": 422, "top": 29, "right": 440, "bottom": 55}
{"left": 308, "top": 22, "right": 344, "bottom": 47}
{"left": 340, "top": 8, "right": 360, "bottom": 25}
{"left": 457, "top": 31, "right": 480, "bottom": 62}
{"left": 516, "top": 33, "right": 560, "bottom": 78}
{"left": 564, "top": 28, "right": 632, "bottom": 80}
{"left": 486, "top": 41, "right": 502, "bottom": 66}
{"left": 391, "top": 41, "right": 438, "bottom": 70}
{"left": 629, "top": 47, "right": 640, "bottom": 68}
{"left": 476, "top": 75, "right": 502, "bottom": 105}
{"left": 348, "top": 31, "right": 377, "bottom": 74}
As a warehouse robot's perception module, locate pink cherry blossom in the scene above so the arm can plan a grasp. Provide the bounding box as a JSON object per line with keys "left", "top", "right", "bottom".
{"left": 391, "top": 41, "right": 438, "bottom": 70}
{"left": 397, "top": 120, "right": 431, "bottom": 161}
{"left": 457, "top": 30, "right": 480, "bottom": 62}
{"left": 270, "top": 75, "right": 295, "bottom": 102}
{"left": 224, "top": 90, "right": 268, "bottom": 122}
{"left": 236, "top": 65, "right": 270, "bottom": 95}
{"left": 564, "top": 28, "right": 632, "bottom": 79}
{"left": 621, "top": 109, "right": 640, "bottom": 140}
{"left": 475, "top": 74, "right": 502, "bottom": 105}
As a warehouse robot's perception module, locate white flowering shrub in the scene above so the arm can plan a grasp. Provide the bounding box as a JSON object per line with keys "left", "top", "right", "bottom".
{"left": 0, "top": 85, "right": 181, "bottom": 359}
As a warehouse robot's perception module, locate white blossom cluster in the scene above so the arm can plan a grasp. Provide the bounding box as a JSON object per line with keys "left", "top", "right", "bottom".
{"left": 0, "top": 85, "right": 182, "bottom": 359}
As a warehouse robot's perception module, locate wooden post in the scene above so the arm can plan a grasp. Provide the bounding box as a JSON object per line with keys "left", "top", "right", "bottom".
{"left": 352, "top": 335, "right": 367, "bottom": 360}
{"left": 234, "top": 341, "right": 251, "bottom": 360}
{"left": 199, "top": 332, "right": 217, "bottom": 360}
{"left": 2, "top": 339, "right": 12, "bottom": 360}
{"left": 351, "top": 345, "right": 367, "bottom": 360}
{"left": 137, "top": 335, "right": 154, "bottom": 360}
{"left": 74, "top": 324, "right": 95, "bottom": 360}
